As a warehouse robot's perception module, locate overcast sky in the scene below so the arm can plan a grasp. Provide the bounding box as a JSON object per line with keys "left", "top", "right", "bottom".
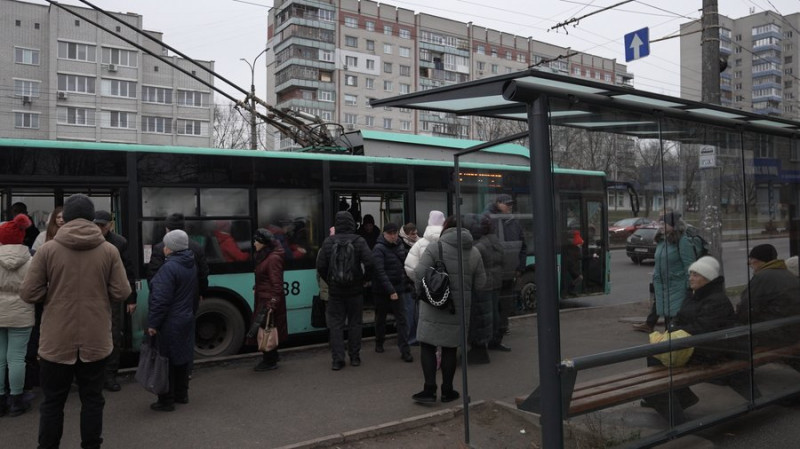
{"left": 33, "top": 0, "right": 799, "bottom": 104}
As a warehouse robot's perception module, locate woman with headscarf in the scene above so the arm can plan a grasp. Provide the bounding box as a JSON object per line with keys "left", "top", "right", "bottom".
{"left": 251, "top": 228, "right": 287, "bottom": 371}
{"left": 649, "top": 212, "right": 696, "bottom": 331}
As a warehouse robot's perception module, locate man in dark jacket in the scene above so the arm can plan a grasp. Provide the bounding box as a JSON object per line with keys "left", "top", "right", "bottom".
{"left": 94, "top": 210, "right": 137, "bottom": 392}
{"left": 146, "top": 213, "right": 210, "bottom": 310}
{"left": 20, "top": 194, "right": 131, "bottom": 449}
{"left": 737, "top": 243, "right": 800, "bottom": 347}
{"left": 147, "top": 230, "right": 197, "bottom": 411}
{"left": 316, "top": 211, "right": 374, "bottom": 370}
{"left": 372, "top": 222, "right": 412, "bottom": 362}
{"left": 10, "top": 202, "right": 39, "bottom": 250}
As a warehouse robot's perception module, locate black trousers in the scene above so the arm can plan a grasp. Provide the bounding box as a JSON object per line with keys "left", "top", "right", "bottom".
{"left": 38, "top": 357, "right": 107, "bottom": 449}
{"left": 374, "top": 292, "right": 410, "bottom": 354}
{"left": 420, "top": 343, "right": 457, "bottom": 391}
{"left": 326, "top": 293, "right": 363, "bottom": 362}
{"left": 157, "top": 362, "right": 190, "bottom": 405}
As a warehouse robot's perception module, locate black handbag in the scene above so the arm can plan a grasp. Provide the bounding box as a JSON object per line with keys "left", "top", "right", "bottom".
{"left": 135, "top": 334, "right": 169, "bottom": 395}
{"left": 311, "top": 295, "right": 327, "bottom": 328}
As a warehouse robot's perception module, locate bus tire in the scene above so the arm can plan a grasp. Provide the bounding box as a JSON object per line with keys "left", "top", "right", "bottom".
{"left": 195, "top": 298, "right": 245, "bottom": 358}
{"left": 517, "top": 272, "right": 537, "bottom": 313}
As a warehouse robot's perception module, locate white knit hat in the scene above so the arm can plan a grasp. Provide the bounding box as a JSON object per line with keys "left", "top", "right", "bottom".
{"left": 786, "top": 256, "right": 799, "bottom": 277}
{"left": 428, "top": 210, "right": 445, "bottom": 227}
{"left": 163, "top": 229, "right": 189, "bottom": 252}
{"left": 688, "top": 256, "right": 720, "bottom": 281}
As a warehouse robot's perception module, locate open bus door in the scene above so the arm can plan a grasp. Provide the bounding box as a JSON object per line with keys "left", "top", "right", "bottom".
{"left": 558, "top": 194, "right": 607, "bottom": 299}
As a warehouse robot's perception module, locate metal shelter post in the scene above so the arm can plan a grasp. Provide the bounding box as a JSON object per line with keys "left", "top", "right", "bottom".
{"left": 528, "top": 94, "right": 564, "bottom": 448}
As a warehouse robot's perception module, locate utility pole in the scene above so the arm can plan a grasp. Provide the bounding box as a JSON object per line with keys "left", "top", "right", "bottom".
{"left": 700, "top": 0, "right": 724, "bottom": 269}
{"left": 241, "top": 47, "right": 269, "bottom": 150}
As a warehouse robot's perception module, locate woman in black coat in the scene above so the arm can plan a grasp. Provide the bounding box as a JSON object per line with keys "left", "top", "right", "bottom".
{"left": 147, "top": 230, "right": 198, "bottom": 412}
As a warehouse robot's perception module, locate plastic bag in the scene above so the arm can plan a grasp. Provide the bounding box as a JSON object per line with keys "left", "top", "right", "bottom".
{"left": 649, "top": 329, "right": 693, "bottom": 367}
{"left": 135, "top": 335, "right": 169, "bottom": 394}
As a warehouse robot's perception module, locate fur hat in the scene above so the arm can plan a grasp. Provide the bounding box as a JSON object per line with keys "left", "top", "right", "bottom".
{"left": 496, "top": 194, "right": 514, "bottom": 205}
{"left": 688, "top": 256, "right": 720, "bottom": 281}
{"left": 0, "top": 214, "right": 32, "bottom": 245}
{"left": 383, "top": 222, "right": 399, "bottom": 233}
{"left": 163, "top": 229, "right": 189, "bottom": 252}
{"left": 785, "top": 256, "right": 798, "bottom": 277}
{"left": 748, "top": 244, "right": 777, "bottom": 263}
{"left": 428, "top": 210, "right": 445, "bottom": 227}
{"left": 165, "top": 213, "right": 185, "bottom": 230}
{"left": 63, "top": 194, "right": 95, "bottom": 222}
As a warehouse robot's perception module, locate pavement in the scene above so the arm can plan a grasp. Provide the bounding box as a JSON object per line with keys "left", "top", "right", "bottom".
{"left": 3, "top": 301, "right": 799, "bottom": 448}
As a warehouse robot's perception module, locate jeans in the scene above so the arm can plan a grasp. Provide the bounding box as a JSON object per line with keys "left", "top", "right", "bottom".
{"left": 0, "top": 327, "right": 32, "bottom": 395}
{"left": 404, "top": 293, "right": 418, "bottom": 344}
{"left": 326, "top": 293, "right": 364, "bottom": 362}
{"left": 374, "top": 292, "right": 409, "bottom": 354}
{"left": 39, "top": 357, "right": 107, "bottom": 449}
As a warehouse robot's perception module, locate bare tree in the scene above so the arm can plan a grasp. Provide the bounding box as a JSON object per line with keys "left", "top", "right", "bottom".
{"left": 213, "top": 102, "right": 250, "bottom": 149}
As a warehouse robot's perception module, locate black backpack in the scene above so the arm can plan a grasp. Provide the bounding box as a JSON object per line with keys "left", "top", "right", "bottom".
{"left": 329, "top": 236, "right": 358, "bottom": 286}
{"left": 419, "top": 242, "right": 454, "bottom": 314}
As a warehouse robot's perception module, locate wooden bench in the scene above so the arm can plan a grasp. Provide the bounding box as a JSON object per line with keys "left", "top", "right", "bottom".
{"left": 517, "top": 319, "right": 800, "bottom": 424}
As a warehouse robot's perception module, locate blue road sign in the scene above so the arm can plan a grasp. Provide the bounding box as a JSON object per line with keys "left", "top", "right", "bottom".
{"left": 624, "top": 27, "right": 650, "bottom": 62}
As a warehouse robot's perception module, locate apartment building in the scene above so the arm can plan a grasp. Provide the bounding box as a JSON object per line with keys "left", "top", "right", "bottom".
{"left": 1, "top": 0, "right": 214, "bottom": 146}
{"left": 680, "top": 10, "right": 800, "bottom": 119}
{"left": 268, "top": 0, "right": 633, "bottom": 150}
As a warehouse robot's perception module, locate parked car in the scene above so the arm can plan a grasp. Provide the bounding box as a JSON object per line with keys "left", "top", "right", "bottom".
{"left": 609, "top": 217, "right": 654, "bottom": 242}
{"left": 625, "top": 226, "right": 661, "bottom": 264}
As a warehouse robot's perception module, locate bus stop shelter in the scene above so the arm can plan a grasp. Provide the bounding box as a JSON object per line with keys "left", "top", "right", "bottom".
{"left": 372, "top": 69, "right": 800, "bottom": 448}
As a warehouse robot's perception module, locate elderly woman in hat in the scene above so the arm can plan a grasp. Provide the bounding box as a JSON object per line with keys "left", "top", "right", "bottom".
{"left": 250, "top": 228, "right": 286, "bottom": 372}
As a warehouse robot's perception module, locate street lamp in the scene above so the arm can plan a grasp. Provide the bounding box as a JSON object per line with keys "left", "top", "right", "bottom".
{"left": 241, "top": 47, "right": 269, "bottom": 150}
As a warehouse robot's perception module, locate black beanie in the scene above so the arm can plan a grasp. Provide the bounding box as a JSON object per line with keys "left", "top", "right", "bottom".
{"left": 62, "top": 194, "right": 95, "bottom": 222}
{"left": 749, "top": 244, "right": 777, "bottom": 263}
{"left": 165, "top": 213, "right": 185, "bottom": 230}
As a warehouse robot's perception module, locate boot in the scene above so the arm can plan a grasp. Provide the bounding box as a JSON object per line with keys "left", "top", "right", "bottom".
{"left": 467, "top": 345, "right": 490, "bottom": 365}
{"left": 0, "top": 395, "right": 7, "bottom": 417}
{"left": 440, "top": 387, "right": 461, "bottom": 403}
{"left": 8, "top": 394, "right": 31, "bottom": 417}
{"left": 412, "top": 384, "right": 437, "bottom": 403}
{"left": 254, "top": 351, "right": 278, "bottom": 372}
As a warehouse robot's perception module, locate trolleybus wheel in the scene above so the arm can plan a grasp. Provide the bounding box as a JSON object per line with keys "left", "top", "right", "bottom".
{"left": 195, "top": 298, "right": 245, "bottom": 358}
{"left": 517, "top": 272, "right": 537, "bottom": 313}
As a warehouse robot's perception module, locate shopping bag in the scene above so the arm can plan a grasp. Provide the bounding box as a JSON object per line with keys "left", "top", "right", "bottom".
{"left": 135, "top": 335, "right": 169, "bottom": 394}
{"left": 650, "top": 329, "right": 694, "bottom": 367}
{"left": 257, "top": 309, "right": 279, "bottom": 352}
{"left": 311, "top": 295, "right": 327, "bottom": 328}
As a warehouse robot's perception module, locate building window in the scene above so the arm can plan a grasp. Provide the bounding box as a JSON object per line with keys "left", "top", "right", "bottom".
{"left": 384, "top": 25, "right": 393, "bottom": 36}
{"left": 383, "top": 118, "right": 392, "bottom": 129}
{"left": 517, "top": 54, "right": 526, "bottom": 63}
{"left": 366, "top": 59, "right": 375, "bottom": 70}
{"left": 142, "top": 116, "right": 172, "bottom": 134}
{"left": 345, "top": 94, "right": 357, "bottom": 106}
{"left": 14, "top": 47, "right": 40, "bottom": 65}
{"left": 400, "top": 29, "right": 411, "bottom": 39}
{"left": 176, "top": 119, "right": 205, "bottom": 136}
{"left": 400, "top": 83, "right": 410, "bottom": 94}
{"left": 345, "top": 36, "right": 358, "bottom": 48}
{"left": 15, "top": 112, "right": 40, "bottom": 129}
{"left": 58, "top": 41, "right": 97, "bottom": 62}
{"left": 364, "top": 116, "right": 374, "bottom": 127}
{"left": 15, "top": 20, "right": 20, "bottom": 26}
{"left": 102, "top": 79, "right": 136, "bottom": 98}
{"left": 506, "top": 51, "right": 512, "bottom": 60}
{"left": 318, "top": 90, "right": 334, "bottom": 102}
{"left": 344, "top": 113, "right": 357, "bottom": 124}
{"left": 101, "top": 47, "right": 137, "bottom": 67}
{"left": 142, "top": 86, "right": 173, "bottom": 104}
{"left": 320, "top": 50, "right": 334, "bottom": 62}
{"left": 345, "top": 75, "right": 358, "bottom": 86}
{"left": 604, "top": 73, "right": 611, "bottom": 82}
{"left": 399, "top": 46, "right": 410, "bottom": 58}
{"left": 383, "top": 80, "right": 393, "bottom": 91}
{"left": 573, "top": 67, "right": 581, "bottom": 76}
{"left": 366, "top": 40, "right": 375, "bottom": 52}
{"left": 344, "top": 16, "right": 358, "bottom": 28}
{"left": 58, "top": 107, "right": 96, "bottom": 126}
{"left": 477, "top": 45, "right": 485, "bottom": 55}
{"left": 384, "top": 43, "right": 393, "bottom": 54}
{"left": 177, "top": 90, "right": 209, "bottom": 107}
{"left": 345, "top": 56, "right": 358, "bottom": 68}
{"left": 491, "top": 64, "right": 498, "bottom": 74}
{"left": 301, "top": 90, "right": 313, "bottom": 100}
{"left": 365, "top": 78, "right": 374, "bottom": 89}
{"left": 104, "top": 111, "right": 135, "bottom": 129}
{"left": 365, "top": 21, "right": 375, "bottom": 32}
{"left": 384, "top": 62, "right": 393, "bottom": 73}
{"left": 491, "top": 48, "right": 498, "bottom": 58}
{"left": 318, "top": 9, "right": 334, "bottom": 22}
{"left": 477, "top": 61, "right": 486, "bottom": 71}
{"left": 400, "top": 65, "right": 411, "bottom": 76}
{"left": 14, "top": 79, "right": 40, "bottom": 97}
{"left": 420, "top": 48, "right": 431, "bottom": 61}
{"left": 401, "top": 120, "right": 411, "bottom": 131}
{"left": 58, "top": 74, "right": 96, "bottom": 94}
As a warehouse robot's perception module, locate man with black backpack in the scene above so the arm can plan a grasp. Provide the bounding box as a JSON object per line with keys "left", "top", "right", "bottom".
{"left": 317, "top": 211, "right": 374, "bottom": 371}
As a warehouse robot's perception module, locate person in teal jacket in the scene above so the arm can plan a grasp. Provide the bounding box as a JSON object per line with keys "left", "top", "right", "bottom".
{"left": 652, "top": 212, "right": 696, "bottom": 327}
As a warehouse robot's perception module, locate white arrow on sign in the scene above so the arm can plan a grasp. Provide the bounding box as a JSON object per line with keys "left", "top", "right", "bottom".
{"left": 629, "top": 33, "right": 643, "bottom": 60}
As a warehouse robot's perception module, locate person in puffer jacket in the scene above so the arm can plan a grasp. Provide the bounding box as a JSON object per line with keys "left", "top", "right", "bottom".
{"left": 0, "top": 214, "right": 34, "bottom": 417}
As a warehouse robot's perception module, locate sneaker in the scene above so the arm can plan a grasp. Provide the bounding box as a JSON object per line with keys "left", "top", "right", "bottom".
{"left": 350, "top": 356, "right": 361, "bottom": 367}
{"left": 331, "top": 360, "right": 345, "bottom": 371}
{"left": 412, "top": 389, "right": 436, "bottom": 404}
{"left": 401, "top": 352, "right": 414, "bottom": 363}
{"left": 254, "top": 361, "right": 278, "bottom": 372}
{"left": 632, "top": 323, "right": 654, "bottom": 333}
{"left": 441, "top": 389, "right": 460, "bottom": 403}
{"left": 150, "top": 402, "right": 175, "bottom": 412}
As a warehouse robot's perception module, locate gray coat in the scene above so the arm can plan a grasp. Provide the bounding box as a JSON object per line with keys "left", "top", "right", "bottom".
{"left": 414, "top": 227, "right": 486, "bottom": 348}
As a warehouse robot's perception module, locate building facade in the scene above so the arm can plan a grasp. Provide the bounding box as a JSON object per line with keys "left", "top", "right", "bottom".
{"left": 268, "top": 0, "right": 633, "bottom": 150}
{"left": 1, "top": 0, "right": 214, "bottom": 146}
{"left": 680, "top": 10, "right": 800, "bottom": 119}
